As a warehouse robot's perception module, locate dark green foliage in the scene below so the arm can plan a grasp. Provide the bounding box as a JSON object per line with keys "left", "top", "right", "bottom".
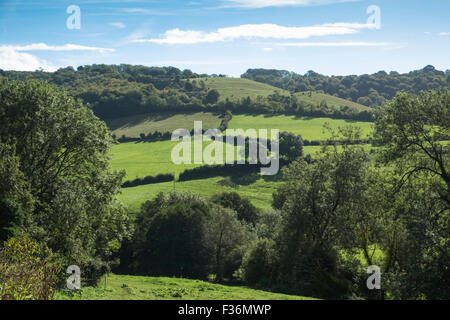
{"left": 205, "top": 89, "right": 220, "bottom": 104}
{"left": 178, "top": 163, "right": 262, "bottom": 182}
{"left": 130, "top": 193, "right": 211, "bottom": 279}
{"left": 242, "top": 66, "right": 450, "bottom": 107}
{"left": 211, "top": 192, "right": 260, "bottom": 225}
{"left": 204, "top": 205, "right": 247, "bottom": 281}
{"left": 0, "top": 79, "right": 132, "bottom": 284}
{"left": 238, "top": 238, "right": 277, "bottom": 288}
{"left": 279, "top": 132, "right": 303, "bottom": 162}
{"left": 372, "top": 90, "right": 450, "bottom": 299}
{"left": 0, "top": 144, "right": 33, "bottom": 243}
{"left": 0, "top": 65, "right": 375, "bottom": 121}
{"left": 219, "top": 110, "right": 232, "bottom": 131}
{"left": 122, "top": 173, "right": 175, "bottom": 188}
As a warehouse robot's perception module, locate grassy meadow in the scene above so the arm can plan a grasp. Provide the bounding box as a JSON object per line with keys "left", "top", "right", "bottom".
{"left": 107, "top": 112, "right": 222, "bottom": 138}
{"left": 294, "top": 91, "right": 371, "bottom": 111}
{"left": 197, "top": 77, "right": 288, "bottom": 101}
{"left": 227, "top": 114, "right": 374, "bottom": 140}
{"left": 109, "top": 114, "right": 375, "bottom": 212}
{"left": 110, "top": 140, "right": 245, "bottom": 180}
{"left": 197, "top": 77, "right": 370, "bottom": 112}
{"left": 56, "top": 274, "right": 315, "bottom": 300}
{"left": 118, "top": 175, "right": 282, "bottom": 212}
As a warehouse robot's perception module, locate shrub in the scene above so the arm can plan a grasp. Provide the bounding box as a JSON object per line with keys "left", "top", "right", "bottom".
{"left": 211, "top": 192, "right": 260, "bottom": 225}
{"left": 237, "top": 238, "right": 277, "bottom": 288}
{"left": 0, "top": 237, "right": 62, "bottom": 300}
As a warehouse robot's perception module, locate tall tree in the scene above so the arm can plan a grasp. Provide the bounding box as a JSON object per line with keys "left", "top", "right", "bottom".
{"left": 0, "top": 79, "right": 132, "bottom": 282}
{"left": 375, "top": 90, "right": 449, "bottom": 207}
{"left": 204, "top": 205, "right": 246, "bottom": 282}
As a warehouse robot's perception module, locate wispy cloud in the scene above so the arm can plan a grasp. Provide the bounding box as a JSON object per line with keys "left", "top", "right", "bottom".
{"left": 222, "top": 0, "right": 359, "bottom": 8}
{"left": 109, "top": 22, "right": 126, "bottom": 29}
{"left": 0, "top": 43, "right": 115, "bottom": 53}
{"left": 144, "top": 60, "right": 250, "bottom": 66}
{"left": 122, "top": 8, "right": 173, "bottom": 15}
{"left": 279, "top": 41, "right": 389, "bottom": 47}
{"left": 439, "top": 32, "right": 450, "bottom": 36}
{"left": 134, "top": 22, "right": 375, "bottom": 45}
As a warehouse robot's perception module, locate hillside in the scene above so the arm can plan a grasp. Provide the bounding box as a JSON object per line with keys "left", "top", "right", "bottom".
{"left": 0, "top": 65, "right": 374, "bottom": 122}
{"left": 227, "top": 115, "right": 373, "bottom": 140}
{"left": 242, "top": 66, "right": 450, "bottom": 107}
{"left": 197, "top": 77, "right": 370, "bottom": 111}
{"left": 106, "top": 112, "right": 222, "bottom": 139}
{"left": 197, "top": 77, "right": 290, "bottom": 100}
{"left": 56, "top": 274, "right": 315, "bottom": 300}
{"left": 294, "top": 92, "right": 371, "bottom": 111}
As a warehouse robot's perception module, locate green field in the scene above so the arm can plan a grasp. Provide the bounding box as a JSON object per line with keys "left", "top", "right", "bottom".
{"left": 110, "top": 140, "right": 245, "bottom": 180}
{"left": 106, "top": 112, "right": 222, "bottom": 138}
{"left": 196, "top": 77, "right": 369, "bottom": 111}
{"left": 196, "top": 77, "right": 288, "bottom": 101}
{"left": 115, "top": 145, "right": 377, "bottom": 213}
{"left": 56, "top": 274, "right": 314, "bottom": 300}
{"left": 110, "top": 115, "right": 375, "bottom": 212}
{"left": 118, "top": 175, "right": 281, "bottom": 212}
{"left": 227, "top": 114, "right": 373, "bottom": 141}
{"left": 294, "top": 91, "right": 371, "bottom": 111}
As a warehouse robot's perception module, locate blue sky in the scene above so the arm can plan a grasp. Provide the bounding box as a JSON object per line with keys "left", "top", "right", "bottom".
{"left": 0, "top": 0, "right": 449, "bottom": 76}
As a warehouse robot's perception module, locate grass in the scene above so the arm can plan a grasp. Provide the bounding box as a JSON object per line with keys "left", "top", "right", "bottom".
{"left": 110, "top": 140, "right": 245, "bottom": 180}
{"left": 227, "top": 114, "right": 374, "bottom": 141}
{"left": 118, "top": 175, "right": 282, "bottom": 212}
{"left": 195, "top": 77, "right": 288, "bottom": 101}
{"left": 56, "top": 274, "right": 315, "bottom": 300}
{"left": 195, "top": 77, "right": 369, "bottom": 111}
{"left": 106, "top": 112, "right": 222, "bottom": 138}
{"left": 109, "top": 115, "right": 375, "bottom": 211}
{"left": 294, "top": 91, "right": 371, "bottom": 111}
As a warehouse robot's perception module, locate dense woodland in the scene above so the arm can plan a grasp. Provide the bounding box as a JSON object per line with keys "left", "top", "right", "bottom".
{"left": 0, "top": 65, "right": 384, "bottom": 121}
{"left": 0, "top": 66, "right": 449, "bottom": 300}
{"left": 242, "top": 66, "right": 450, "bottom": 107}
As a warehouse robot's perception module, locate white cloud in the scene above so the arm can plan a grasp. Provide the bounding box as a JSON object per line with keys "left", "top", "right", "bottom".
{"left": 134, "top": 22, "right": 375, "bottom": 45}
{"left": 0, "top": 43, "right": 115, "bottom": 72}
{"left": 439, "top": 32, "right": 450, "bottom": 36}
{"left": 279, "top": 41, "right": 389, "bottom": 47}
{"left": 0, "top": 47, "right": 57, "bottom": 71}
{"left": 110, "top": 22, "right": 126, "bottom": 29}
{"left": 2, "top": 43, "right": 115, "bottom": 53}
{"left": 223, "top": 0, "right": 358, "bottom": 8}
{"left": 263, "top": 47, "right": 273, "bottom": 51}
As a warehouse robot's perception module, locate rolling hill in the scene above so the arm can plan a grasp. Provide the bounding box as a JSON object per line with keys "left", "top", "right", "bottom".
{"left": 106, "top": 112, "right": 222, "bottom": 139}
{"left": 197, "top": 77, "right": 370, "bottom": 111}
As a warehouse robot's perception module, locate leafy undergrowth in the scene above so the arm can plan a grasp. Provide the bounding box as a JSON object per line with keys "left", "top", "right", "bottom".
{"left": 56, "top": 274, "right": 316, "bottom": 300}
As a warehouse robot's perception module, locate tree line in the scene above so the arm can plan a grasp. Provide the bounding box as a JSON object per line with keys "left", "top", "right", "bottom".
{"left": 0, "top": 65, "right": 375, "bottom": 122}
{"left": 242, "top": 65, "right": 450, "bottom": 108}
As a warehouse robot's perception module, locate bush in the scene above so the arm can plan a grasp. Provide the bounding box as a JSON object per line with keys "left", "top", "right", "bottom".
{"left": 211, "top": 192, "right": 260, "bottom": 225}
{"left": 0, "top": 237, "right": 62, "bottom": 300}
{"left": 131, "top": 194, "right": 211, "bottom": 279}
{"left": 237, "top": 239, "right": 277, "bottom": 288}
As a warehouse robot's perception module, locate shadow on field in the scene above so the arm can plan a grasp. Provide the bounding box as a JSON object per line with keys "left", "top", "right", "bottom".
{"left": 262, "top": 171, "right": 284, "bottom": 182}
{"left": 105, "top": 112, "right": 176, "bottom": 130}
